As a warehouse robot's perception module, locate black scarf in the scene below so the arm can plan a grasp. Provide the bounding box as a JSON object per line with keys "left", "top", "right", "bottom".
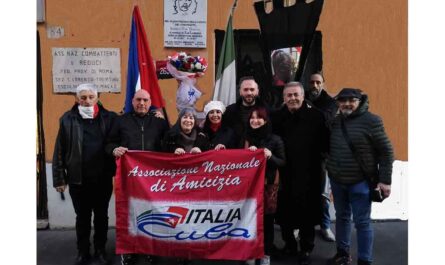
{"left": 246, "top": 123, "right": 271, "bottom": 147}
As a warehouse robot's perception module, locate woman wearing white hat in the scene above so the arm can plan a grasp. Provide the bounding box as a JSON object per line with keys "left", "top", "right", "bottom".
{"left": 201, "top": 100, "right": 237, "bottom": 150}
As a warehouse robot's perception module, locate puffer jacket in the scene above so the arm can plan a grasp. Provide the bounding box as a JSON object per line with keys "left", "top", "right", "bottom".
{"left": 52, "top": 104, "right": 116, "bottom": 187}
{"left": 327, "top": 95, "right": 394, "bottom": 184}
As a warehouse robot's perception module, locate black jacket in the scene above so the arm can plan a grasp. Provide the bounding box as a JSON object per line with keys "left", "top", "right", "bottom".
{"left": 52, "top": 104, "right": 117, "bottom": 187}
{"left": 223, "top": 97, "right": 268, "bottom": 148}
{"left": 271, "top": 102, "right": 329, "bottom": 227}
{"left": 307, "top": 89, "right": 338, "bottom": 128}
{"left": 327, "top": 95, "right": 394, "bottom": 185}
{"left": 105, "top": 111, "right": 169, "bottom": 154}
{"left": 243, "top": 127, "right": 286, "bottom": 184}
{"left": 202, "top": 119, "right": 237, "bottom": 150}
{"left": 162, "top": 127, "right": 211, "bottom": 153}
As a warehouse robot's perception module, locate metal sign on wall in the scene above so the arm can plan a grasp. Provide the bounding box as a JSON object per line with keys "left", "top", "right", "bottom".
{"left": 52, "top": 48, "right": 121, "bottom": 93}
{"left": 164, "top": 0, "right": 207, "bottom": 48}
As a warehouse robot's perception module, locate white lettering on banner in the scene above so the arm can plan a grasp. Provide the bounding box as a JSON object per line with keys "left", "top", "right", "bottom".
{"left": 169, "top": 175, "right": 241, "bottom": 192}
{"left": 128, "top": 165, "right": 200, "bottom": 178}
{"left": 128, "top": 157, "right": 261, "bottom": 178}
{"left": 128, "top": 198, "right": 258, "bottom": 242}
{"left": 202, "top": 158, "right": 261, "bottom": 174}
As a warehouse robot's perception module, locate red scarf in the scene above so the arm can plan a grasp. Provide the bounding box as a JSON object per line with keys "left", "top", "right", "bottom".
{"left": 209, "top": 122, "right": 221, "bottom": 132}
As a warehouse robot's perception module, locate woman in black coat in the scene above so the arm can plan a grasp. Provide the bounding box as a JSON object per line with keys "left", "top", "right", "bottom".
{"left": 201, "top": 100, "right": 237, "bottom": 150}
{"left": 162, "top": 107, "right": 210, "bottom": 155}
{"left": 244, "top": 106, "right": 286, "bottom": 264}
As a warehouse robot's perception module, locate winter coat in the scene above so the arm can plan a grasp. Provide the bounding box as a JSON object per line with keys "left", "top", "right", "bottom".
{"left": 52, "top": 104, "right": 117, "bottom": 187}
{"left": 105, "top": 111, "right": 169, "bottom": 154}
{"left": 327, "top": 95, "right": 394, "bottom": 185}
{"left": 223, "top": 97, "right": 268, "bottom": 148}
{"left": 243, "top": 125, "right": 286, "bottom": 184}
{"left": 162, "top": 127, "right": 211, "bottom": 153}
{"left": 202, "top": 119, "right": 237, "bottom": 150}
{"left": 271, "top": 102, "right": 329, "bottom": 227}
{"left": 307, "top": 89, "right": 338, "bottom": 128}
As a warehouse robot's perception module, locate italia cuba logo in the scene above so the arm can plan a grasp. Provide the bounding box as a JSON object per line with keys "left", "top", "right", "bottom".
{"left": 136, "top": 206, "right": 251, "bottom": 241}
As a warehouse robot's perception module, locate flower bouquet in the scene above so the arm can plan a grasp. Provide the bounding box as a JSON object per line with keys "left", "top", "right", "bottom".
{"left": 168, "top": 52, "right": 208, "bottom": 78}
{"left": 166, "top": 52, "right": 208, "bottom": 111}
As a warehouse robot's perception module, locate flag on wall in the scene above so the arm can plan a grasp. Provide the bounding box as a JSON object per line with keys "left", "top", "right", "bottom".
{"left": 212, "top": 1, "right": 237, "bottom": 106}
{"left": 125, "top": 5, "right": 165, "bottom": 113}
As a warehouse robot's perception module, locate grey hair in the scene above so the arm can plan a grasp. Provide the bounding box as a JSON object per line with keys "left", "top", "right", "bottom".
{"left": 76, "top": 83, "right": 98, "bottom": 98}
{"left": 283, "top": 81, "right": 305, "bottom": 95}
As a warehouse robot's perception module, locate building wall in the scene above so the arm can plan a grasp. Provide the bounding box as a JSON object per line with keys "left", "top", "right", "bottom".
{"left": 38, "top": 0, "right": 407, "bottom": 161}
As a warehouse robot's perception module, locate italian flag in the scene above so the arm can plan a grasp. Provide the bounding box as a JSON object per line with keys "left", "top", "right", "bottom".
{"left": 213, "top": 13, "right": 237, "bottom": 106}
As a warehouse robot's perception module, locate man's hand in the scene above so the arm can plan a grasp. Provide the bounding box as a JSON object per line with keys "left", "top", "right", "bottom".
{"left": 113, "top": 146, "right": 128, "bottom": 157}
{"left": 214, "top": 144, "right": 226, "bottom": 151}
{"left": 55, "top": 185, "right": 67, "bottom": 193}
{"left": 376, "top": 183, "right": 391, "bottom": 198}
{"left": 190, "top": 147, "right": 202, "bottom": 154}
{"left": 174, "top": 148, "right": 186, "bottom": 155}
{"left": 153, "top": 110, "right": 165, "bottom": 119}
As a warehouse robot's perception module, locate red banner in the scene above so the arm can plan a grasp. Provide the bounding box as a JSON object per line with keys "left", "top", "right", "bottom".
{"left": 115, "top": 149, "right": 266, "bottom": 260}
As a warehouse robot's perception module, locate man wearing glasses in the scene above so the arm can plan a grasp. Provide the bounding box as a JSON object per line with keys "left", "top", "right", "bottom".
{"left": 326, "top": 88, "right": 394, "bottom": 265}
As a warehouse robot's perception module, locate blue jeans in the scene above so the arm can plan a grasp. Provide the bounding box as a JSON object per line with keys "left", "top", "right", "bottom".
{"left": 321, "top": 174, "right": 332, "bottom": 229}
{"left": 331, "top": 180, "right": 373, "bottom": 262}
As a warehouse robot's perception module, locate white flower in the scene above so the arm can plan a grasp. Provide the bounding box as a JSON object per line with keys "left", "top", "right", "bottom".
{"left": 195, "top": 63, "right": 202, "bottom": 70}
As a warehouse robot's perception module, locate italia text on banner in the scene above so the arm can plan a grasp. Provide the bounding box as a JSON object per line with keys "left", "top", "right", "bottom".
{"left": 115, "top": 149, "right": 266, "bottom": 260}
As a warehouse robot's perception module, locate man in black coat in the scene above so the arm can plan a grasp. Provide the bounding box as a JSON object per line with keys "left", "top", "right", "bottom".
{"left": 271, "top": 82, "right": 329, "bottom": 265}
{"left": 306, "top": 72, "right": 337, "bottom": 243}
{"left": 222, "top": 76, "right": 267, "bottom": 148}
{"left": 326, "top": 88, "right": 393, "bottom": 265}
{"left": 53, "top": 83, "right": 116, "bottom": 265}
{"left": 105, "top": 89, "right": 169, "bottom": 265}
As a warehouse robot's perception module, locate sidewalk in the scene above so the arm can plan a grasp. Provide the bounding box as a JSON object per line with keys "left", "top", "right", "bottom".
{"left": 37, "top": 221, "right": 407, "bottom": 265}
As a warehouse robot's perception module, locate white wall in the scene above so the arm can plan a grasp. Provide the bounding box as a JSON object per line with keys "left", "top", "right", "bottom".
{"left": 46, "top": 164, "right": 116, "bottom": 229}
{"left": 371, "top": 160, "right": 408, "bottom": 220}
{"left": 45, "top": 161, "right": 408, "bottom": 229}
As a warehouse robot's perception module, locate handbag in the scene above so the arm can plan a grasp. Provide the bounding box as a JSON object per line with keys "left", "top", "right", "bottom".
{"left": 264, "top": 170, "right": 280, "bottom": 214}
{"left": 340, "top": 118, "right": 385, "bottom": 202}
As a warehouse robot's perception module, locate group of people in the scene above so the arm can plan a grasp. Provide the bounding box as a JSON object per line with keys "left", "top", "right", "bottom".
{"left": 53, "top": 73, "right": 394, "bottom": 265}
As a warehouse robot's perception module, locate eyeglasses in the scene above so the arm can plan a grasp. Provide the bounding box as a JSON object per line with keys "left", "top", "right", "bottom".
{"left": 338, "top": 98, "right": 360, "bottom": 103}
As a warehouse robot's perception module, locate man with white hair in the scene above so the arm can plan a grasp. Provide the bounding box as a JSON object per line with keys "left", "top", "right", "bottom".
{"left": 53, "top": 83, "right": 117, "bottom": 265}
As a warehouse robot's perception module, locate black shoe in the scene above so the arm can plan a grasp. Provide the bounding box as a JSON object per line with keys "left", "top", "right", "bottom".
{"left": 94, "top": 249, "right": 109, "bottom": 265}
{"left": 326, "top": 253, "right": 352, "bottom": 265}
{"left": 121, "top": 254, "right": 136, "bottom": 265}
{"left": 298, "top": 252, "right": 311, "bottom": 265}
{"left": 357, "top": 259, "right": 372, "bottom": 265}
{"left": 75, "top": 252, "right": 91, "bottom": 265}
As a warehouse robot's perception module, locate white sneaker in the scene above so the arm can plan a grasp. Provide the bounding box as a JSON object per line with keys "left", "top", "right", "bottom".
{"left": 260, "top": 255, "right": 270, "bottom": 265}
{"left": 320, "top": 228, "right": 336, "bottom": 242}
